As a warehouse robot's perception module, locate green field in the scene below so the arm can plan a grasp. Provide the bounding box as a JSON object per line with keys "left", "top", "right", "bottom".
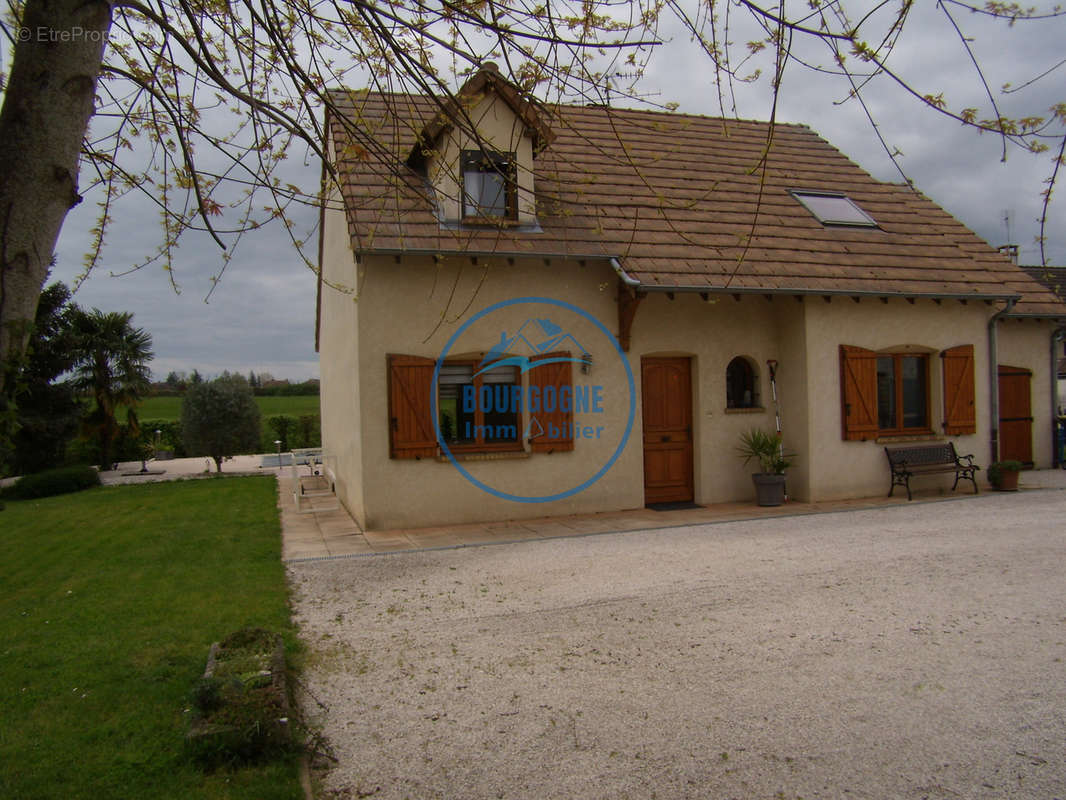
{"left": 0, "top": 477, "right": 302, "bottom": 799}
{"left": 138, "top": 394, "right": 321, "bottom": 422}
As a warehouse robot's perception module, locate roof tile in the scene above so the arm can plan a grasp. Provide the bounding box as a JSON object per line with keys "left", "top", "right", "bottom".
{"left": 326, "top": 89, "right": 1066, "bottom": 316}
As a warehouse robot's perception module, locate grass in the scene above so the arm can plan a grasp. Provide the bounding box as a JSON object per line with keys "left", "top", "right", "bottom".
{"left": 0, "top": 476, "right": 302, "bottom": 799}
{"left": 138, "top": 395, "right": 320, "bottom": 422}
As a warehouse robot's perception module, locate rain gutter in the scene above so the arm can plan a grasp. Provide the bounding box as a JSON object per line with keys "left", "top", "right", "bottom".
{"left": 607, "top": 257, "right": 1020, "bottom": 303}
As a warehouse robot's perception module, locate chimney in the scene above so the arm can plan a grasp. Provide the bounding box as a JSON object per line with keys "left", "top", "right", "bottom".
{"left": 997, "top": 244, "right": 1019, "bottom": 264}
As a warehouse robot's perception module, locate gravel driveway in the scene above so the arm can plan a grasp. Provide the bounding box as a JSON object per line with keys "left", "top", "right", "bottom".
{"left": 289, "top": 488, "right": 1066, "bottom": 799}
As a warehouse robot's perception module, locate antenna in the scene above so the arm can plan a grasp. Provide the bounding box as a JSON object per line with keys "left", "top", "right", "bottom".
{"left": 999, "top": 210, "right": 1018, "bottom": 264}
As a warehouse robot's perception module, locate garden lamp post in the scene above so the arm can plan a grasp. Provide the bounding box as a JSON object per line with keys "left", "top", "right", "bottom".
{"left": 275, "top": 439, "right": 282, "bottom": 469}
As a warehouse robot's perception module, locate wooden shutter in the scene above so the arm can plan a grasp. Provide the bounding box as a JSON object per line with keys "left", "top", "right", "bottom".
{"left": 387, "top": 354, "right": 437, "bottom": 459}
{"left": 839, "top": 345, "right": 879, "bottom": 441}
{"left": 941, "top": 344, "right": 976, "bottom": 435}
{"left": 527, "top": 351, "right": 574, "bottom": 453}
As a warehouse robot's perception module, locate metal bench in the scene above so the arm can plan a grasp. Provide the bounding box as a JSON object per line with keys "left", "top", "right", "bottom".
{"left": 884, "top": 442, "right": 980, "bottom": 501}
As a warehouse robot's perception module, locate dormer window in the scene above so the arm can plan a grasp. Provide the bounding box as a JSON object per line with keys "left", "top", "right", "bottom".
{"left": 462, "top": 149, "right": 517, "bottom": 221}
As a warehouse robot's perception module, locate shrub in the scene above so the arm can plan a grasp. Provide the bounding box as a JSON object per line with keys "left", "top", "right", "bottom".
{"left": 267, "top": 415, "right": 296, "bottom": 451}
{"left": 6, "top": 465, "right": 101, "bottom": 499}
{"left": 138, "top": 419, "right": 186, "bottom": 458}
{"left": 296, "top": 414, "right": 321, "bottom": 448}
{"left": 182, "top": 374, "right": 261, "bottom": 471}
{"left": 988, "top": 460, "right": 1023, "bottom": 486}
{"left": 736, "top": 428, "right": 795, "bottom": 475}
{"left": 65, "top": 424, "right": 149, "bottom": 468}
{"left": 262, "top": 414, "right": 320, "bottom": 452}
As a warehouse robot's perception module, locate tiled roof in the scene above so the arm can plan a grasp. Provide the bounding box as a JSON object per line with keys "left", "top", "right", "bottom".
{"left": 1021, "top": 266, "right": 1066, "bottom": 299}
{"left": 326, "top": 86, "right": 1066, "bottom": 317}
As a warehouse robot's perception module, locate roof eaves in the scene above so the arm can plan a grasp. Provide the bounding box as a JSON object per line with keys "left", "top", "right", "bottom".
{"left": 633, "top": 284, "right": 1022, "bottom": 303}
{"left": 352, "top": 246, "right": 610, "bottom": 261}
{"left": 608, "top": 256, "right": 1019, "bottom": 302}
{"left": 1001, "top": 310, "right": 1066, "bottom": 320}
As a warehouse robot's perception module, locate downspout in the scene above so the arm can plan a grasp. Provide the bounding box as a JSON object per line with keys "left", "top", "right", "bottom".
{"left": 610, "top": 257, "right": 641, "bottom": 288}
{"left": 1053, "top": 325, "right": 1066, "bottom": 467}
{"left": 988, "top": 298, "right": 1019, "bottom": 463}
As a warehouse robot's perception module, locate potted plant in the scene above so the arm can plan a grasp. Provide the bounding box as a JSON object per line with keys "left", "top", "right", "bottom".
{"left": 736, "top": 428, "right": 795, "bottom": 506}
{"left": 987, "top": 459, "right": 1022, "bottom": 491}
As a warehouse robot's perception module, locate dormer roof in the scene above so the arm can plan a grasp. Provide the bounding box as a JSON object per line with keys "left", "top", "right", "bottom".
{"left": 406, "top": 62, "right": 555, "bottom": 170}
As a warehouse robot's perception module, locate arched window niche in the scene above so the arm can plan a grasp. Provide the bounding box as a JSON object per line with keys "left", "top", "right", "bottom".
{"left": 726, "top": 356, "right": 760, "bottom": 410}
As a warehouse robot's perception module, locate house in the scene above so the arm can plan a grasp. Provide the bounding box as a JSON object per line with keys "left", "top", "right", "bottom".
{"left": 1021, "top": 265, "right": 1066, "bottom": 418}
{"left": 316, "top": 64, "right": 1066, "bottom": 531}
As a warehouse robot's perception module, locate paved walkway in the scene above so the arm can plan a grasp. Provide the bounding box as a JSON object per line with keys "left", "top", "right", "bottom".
{"left": 74, "top": 453, "right": 1066, "bottom": 561}
{"left": 279, "top": 467, "right": 1066, "bottom": 562}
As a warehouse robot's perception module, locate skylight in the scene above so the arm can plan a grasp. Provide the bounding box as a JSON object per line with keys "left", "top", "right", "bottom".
{"left": 791, "top": 190, "right": 877, "bottom": 227}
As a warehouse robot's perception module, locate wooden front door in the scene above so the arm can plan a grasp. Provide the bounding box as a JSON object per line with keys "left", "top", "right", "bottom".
{"left": 998, "top": 365, "right": 1033, "bottom": 465}
{"left": 641, "top": 357, "right": 694, "bottom": 504}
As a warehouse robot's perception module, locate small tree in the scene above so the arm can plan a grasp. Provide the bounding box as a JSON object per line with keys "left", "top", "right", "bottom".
{"left": 181, "top": 373, "right": 260, "bottom": 472}
{"left": 70, "top": 308, "right": 153, "bottom": 470}
{"left": 2, "top": 281, "right": 83, "bottom": 475}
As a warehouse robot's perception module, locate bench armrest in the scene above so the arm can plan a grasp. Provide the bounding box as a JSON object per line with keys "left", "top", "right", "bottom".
{"left": 955, "top": 453, "right": 978, "bottom": 468}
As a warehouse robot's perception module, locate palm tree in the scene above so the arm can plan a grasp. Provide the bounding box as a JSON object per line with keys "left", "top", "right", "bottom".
{"left": 71, "top": 309, "right": 153, "bottom": 470}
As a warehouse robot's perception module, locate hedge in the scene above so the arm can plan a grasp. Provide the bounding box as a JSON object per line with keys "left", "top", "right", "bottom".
{"left": 5, "top": 465, "right": 101, "bottom": 500}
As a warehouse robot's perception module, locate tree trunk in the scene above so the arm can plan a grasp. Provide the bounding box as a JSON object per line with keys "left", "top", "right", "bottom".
{"left": 213, "top": 455, "right": 223, "bottom": 473}
{"left": 0, "top": 0, "right": 112, "bottom": 392}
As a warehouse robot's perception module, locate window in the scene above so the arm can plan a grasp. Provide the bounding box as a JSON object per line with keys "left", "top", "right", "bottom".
{"left": 462, "top": 149, "right": 517, "bottom": 220}
{"left": 437, "top": 361, "right": 521, "bottom": 450}
{"left": 726, "top": 357, "right": 758, "bottom": 408}
{"left": 841, "top": 344, "right": 975, "bottom": 441}
{"left": 791, "top": 190, "right": 877, "bottom": 227}
{"left": 387, "top": 351, "right": 575, "bottom": 459}
{"left": 876, "top": 354, "right": 929, "bottom": 433}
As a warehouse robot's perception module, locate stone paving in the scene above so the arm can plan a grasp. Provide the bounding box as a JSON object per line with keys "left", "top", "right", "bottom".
{"left": 277, "top": 466, "right": 1066, "bottom": 562}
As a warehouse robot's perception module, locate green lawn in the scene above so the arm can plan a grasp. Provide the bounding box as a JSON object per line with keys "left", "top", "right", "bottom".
{"left": 139, "top": 394, "right": 321, "bottom": 422}
{"left": 0, "top": 477, "right": 302, "bottom": 799}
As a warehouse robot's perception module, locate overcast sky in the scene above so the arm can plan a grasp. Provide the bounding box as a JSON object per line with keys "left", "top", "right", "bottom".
{"left": 44, "top": 1, "right": 1066, "bottom": 381}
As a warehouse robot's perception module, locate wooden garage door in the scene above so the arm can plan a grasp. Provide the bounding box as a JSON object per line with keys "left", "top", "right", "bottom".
{"left": 998, "top": 365, "right": 1033, "bottom": 465}
{"left": 641, "top": 357, "right": 694, "bottom": 504}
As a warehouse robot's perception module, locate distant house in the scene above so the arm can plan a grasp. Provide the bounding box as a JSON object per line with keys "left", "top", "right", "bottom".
{"left": 316, "top": 64, "right": 1066, "bottom": 530}
{"left": 1022, "top": 266, "right": 1066, "bottom": 413}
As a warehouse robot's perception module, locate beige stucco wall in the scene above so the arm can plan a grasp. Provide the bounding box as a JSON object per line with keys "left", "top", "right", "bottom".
{"left": 803, "top": 298, "right": 993, "bottom": 501}
{"left": 997, "top": 318, "right": 1058, "bottom": 467}
{"left": 772, "top": 300, "right": 812, "bottom": 501}
{"left": 626, "top": 293, "right": 804, "bottom": 504}
{"left": 340, "top": 266, "right": 824, "bottom": 529}
{"left": 318, "top": 182, "right": 366, "bottom": 527}
{"left": 322, "top": 252, "right": 1052, "bottom": 528}
{"left": 426, "top": 91, "right": 537, "bottom": 224}
{"left": 343, "top": 249, "right": 844, "bottom": 528}
{"left": 352, "top": 254, "right": 640, "bottom": 529}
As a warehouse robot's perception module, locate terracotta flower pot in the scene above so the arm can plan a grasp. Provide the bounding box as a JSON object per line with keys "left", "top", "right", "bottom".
{"left": 992, "top": 469, "right": 1020, "bottom": 491}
